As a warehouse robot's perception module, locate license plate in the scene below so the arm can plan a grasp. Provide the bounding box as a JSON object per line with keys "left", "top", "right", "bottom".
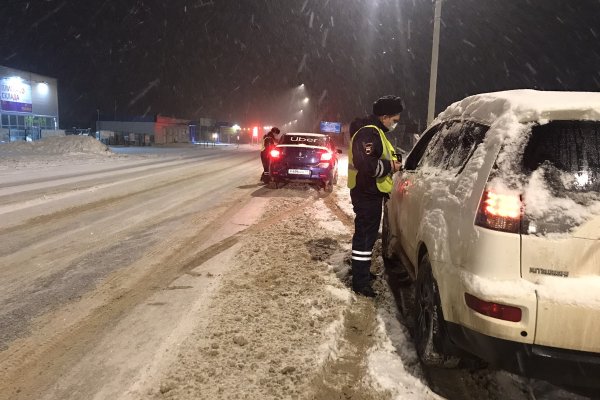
{"left": 288, "top": 169, "right": 310, "bottom": 176}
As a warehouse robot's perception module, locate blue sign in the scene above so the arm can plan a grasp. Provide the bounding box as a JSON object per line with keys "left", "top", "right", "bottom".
{"left": 320, "top": 121, "right": 341, "bottom": 134}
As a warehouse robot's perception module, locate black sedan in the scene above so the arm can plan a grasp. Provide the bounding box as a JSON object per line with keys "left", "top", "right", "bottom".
{"left": 268, "top": 132, "right": 342, "bottom": 191}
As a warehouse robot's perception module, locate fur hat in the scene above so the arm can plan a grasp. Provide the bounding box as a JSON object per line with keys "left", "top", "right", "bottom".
{"left": 372, "top": 95, "right": 404, "bottom": 116}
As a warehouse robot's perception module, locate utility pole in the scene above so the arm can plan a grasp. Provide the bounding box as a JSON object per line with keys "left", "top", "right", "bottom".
{"left": 427, "top": 0, "right": 443, "bottom": 126}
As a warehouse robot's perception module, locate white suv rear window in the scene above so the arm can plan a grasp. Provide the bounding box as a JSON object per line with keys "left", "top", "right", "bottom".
{"left": 520, "top": 121, "right": 600, "bottom": 234}
{"left": 523, "top": 121, "right": 600, "bottom": 193}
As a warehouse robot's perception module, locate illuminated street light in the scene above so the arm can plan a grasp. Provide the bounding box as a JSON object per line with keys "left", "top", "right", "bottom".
{"left": 232, "top": 124, "right": 241, "bottom": 131}
{"left": 302, "top": 97, "right": 309, "bottom": 104}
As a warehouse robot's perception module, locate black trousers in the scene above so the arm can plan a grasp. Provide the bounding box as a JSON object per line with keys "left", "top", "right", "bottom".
{"left": 260, "top": 151, "right": 269, "bottom": 173}
{"left": 350, "top": 190, "right": 385, "bottom": 291}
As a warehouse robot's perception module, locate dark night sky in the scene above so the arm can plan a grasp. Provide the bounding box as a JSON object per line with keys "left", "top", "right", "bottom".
{"left": 2, "top": 0, "right": 600, "bottom": 130}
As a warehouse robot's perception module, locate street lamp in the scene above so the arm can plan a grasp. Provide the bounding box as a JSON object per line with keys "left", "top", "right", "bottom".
{"left": 427, "top": 0, "right": 443, "bottom": 126}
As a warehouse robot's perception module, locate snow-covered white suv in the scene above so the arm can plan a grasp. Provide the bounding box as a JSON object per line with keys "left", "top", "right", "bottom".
{"left": 383, "top": 90, "right": 600, "bottom": 388}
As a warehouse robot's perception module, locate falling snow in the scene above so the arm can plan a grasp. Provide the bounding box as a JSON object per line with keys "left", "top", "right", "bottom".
{"left": 1, "top": 1, "right": 600, "bottom": 146}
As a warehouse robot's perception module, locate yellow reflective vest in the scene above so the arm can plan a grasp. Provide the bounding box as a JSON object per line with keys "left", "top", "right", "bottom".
{"left": 347, "top": 124, "right": 396, "bottom": 193}
{"left": 261, "top": 134, "right": 274, "bottom": 151}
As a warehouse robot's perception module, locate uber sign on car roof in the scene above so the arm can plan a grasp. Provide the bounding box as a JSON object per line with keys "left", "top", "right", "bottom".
{"left": 289, "top": 136, "right": 320, "bottom": 143}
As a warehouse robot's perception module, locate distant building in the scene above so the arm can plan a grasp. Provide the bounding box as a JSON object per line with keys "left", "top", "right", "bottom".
{"left": 96, "top": 115, "right": 217, "bottom": 146}
{"left": 0, "top": 65, "right": 59, "bottom": 142}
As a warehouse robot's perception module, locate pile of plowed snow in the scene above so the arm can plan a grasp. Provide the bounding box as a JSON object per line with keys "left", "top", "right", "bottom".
{"left": 0, "top": 136, "right": 110, "bottom": 156}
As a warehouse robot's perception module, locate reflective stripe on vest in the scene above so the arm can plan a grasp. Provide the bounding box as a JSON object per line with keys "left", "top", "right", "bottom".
{"left": 347, "top": 124, "right": 396, "bottom": 193}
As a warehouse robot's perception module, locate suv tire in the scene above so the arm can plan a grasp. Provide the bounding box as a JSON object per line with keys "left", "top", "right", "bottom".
{"left": 413, "top": 253, "right": 460, "bottom": 368}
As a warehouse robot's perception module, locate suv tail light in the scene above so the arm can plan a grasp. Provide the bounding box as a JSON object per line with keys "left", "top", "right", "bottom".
{"left": 475, "top": 189, "right": 522, "bottom": 233}
{"left": 465, "top": 293, "right": 522, "bottom": 322}
{"left": 270, "top": 149, "right": 281, "bottom": 158}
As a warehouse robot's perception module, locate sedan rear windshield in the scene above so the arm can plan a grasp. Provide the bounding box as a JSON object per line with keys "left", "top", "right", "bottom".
{"left": 522, "top": 121, "right": 600, "bottom": 194}
{"left": 280, "top": 134, "right": 327, "bottom": 147}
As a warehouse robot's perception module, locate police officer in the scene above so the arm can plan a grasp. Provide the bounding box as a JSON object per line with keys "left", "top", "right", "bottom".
{"left": 260, "top": 127, "right": 280, "bottom": 183}
{"left": 347, "top": 96, "right": 403, "bottom": 297}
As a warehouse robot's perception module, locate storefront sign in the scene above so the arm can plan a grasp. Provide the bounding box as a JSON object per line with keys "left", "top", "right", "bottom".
{"left": 1, "top": 77, "right": 32, "bottom": 112}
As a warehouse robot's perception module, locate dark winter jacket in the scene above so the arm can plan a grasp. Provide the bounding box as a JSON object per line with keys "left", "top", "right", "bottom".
{"left": 261, "top": 133, "right": 276, "bottom": 153}
{"left": 349, "top": 115, "right": 394, "bottom": 197}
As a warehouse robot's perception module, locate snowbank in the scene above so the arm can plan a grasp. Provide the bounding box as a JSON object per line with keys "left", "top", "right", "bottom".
{"left": 0, "top": 136, "right": 110, "bottom": 156}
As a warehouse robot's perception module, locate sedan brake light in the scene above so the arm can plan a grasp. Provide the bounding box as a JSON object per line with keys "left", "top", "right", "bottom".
{"left": 465, "top": 293, "right": 522, "bottom": 322}
{"left": 270, "top": 149, "right": 280, "bottom": 158}
{"left": 320, "top": 151, "right": 333, "bottom": 161}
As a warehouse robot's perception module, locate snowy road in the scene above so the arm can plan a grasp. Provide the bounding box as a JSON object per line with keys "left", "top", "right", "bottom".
{"left": 0, "top": 140, "right": 595, "bottom": 400}
{"left": 0, "top": 144, "right": 273, "bottom": 399}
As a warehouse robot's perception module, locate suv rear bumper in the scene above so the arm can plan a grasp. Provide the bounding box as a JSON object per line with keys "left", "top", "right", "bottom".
{"left": 447, "top": 322, "right": 600, "bottom": 389}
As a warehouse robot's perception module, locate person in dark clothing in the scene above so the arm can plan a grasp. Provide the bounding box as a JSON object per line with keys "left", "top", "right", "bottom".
{"left": 260, "top": 127, "right": 280, "bottom": 183}
{"left": 347, "top": 95, "right": 403, "bottom": 297}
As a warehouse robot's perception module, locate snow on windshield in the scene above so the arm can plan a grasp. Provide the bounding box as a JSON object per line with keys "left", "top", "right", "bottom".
{"left": 523, "top": 168, "right": 600, "bottom": 235}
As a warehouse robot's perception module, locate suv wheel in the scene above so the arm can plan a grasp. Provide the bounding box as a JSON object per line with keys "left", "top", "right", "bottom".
{"left": 413, "top": 254, "right": 460, "bottom": 368}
